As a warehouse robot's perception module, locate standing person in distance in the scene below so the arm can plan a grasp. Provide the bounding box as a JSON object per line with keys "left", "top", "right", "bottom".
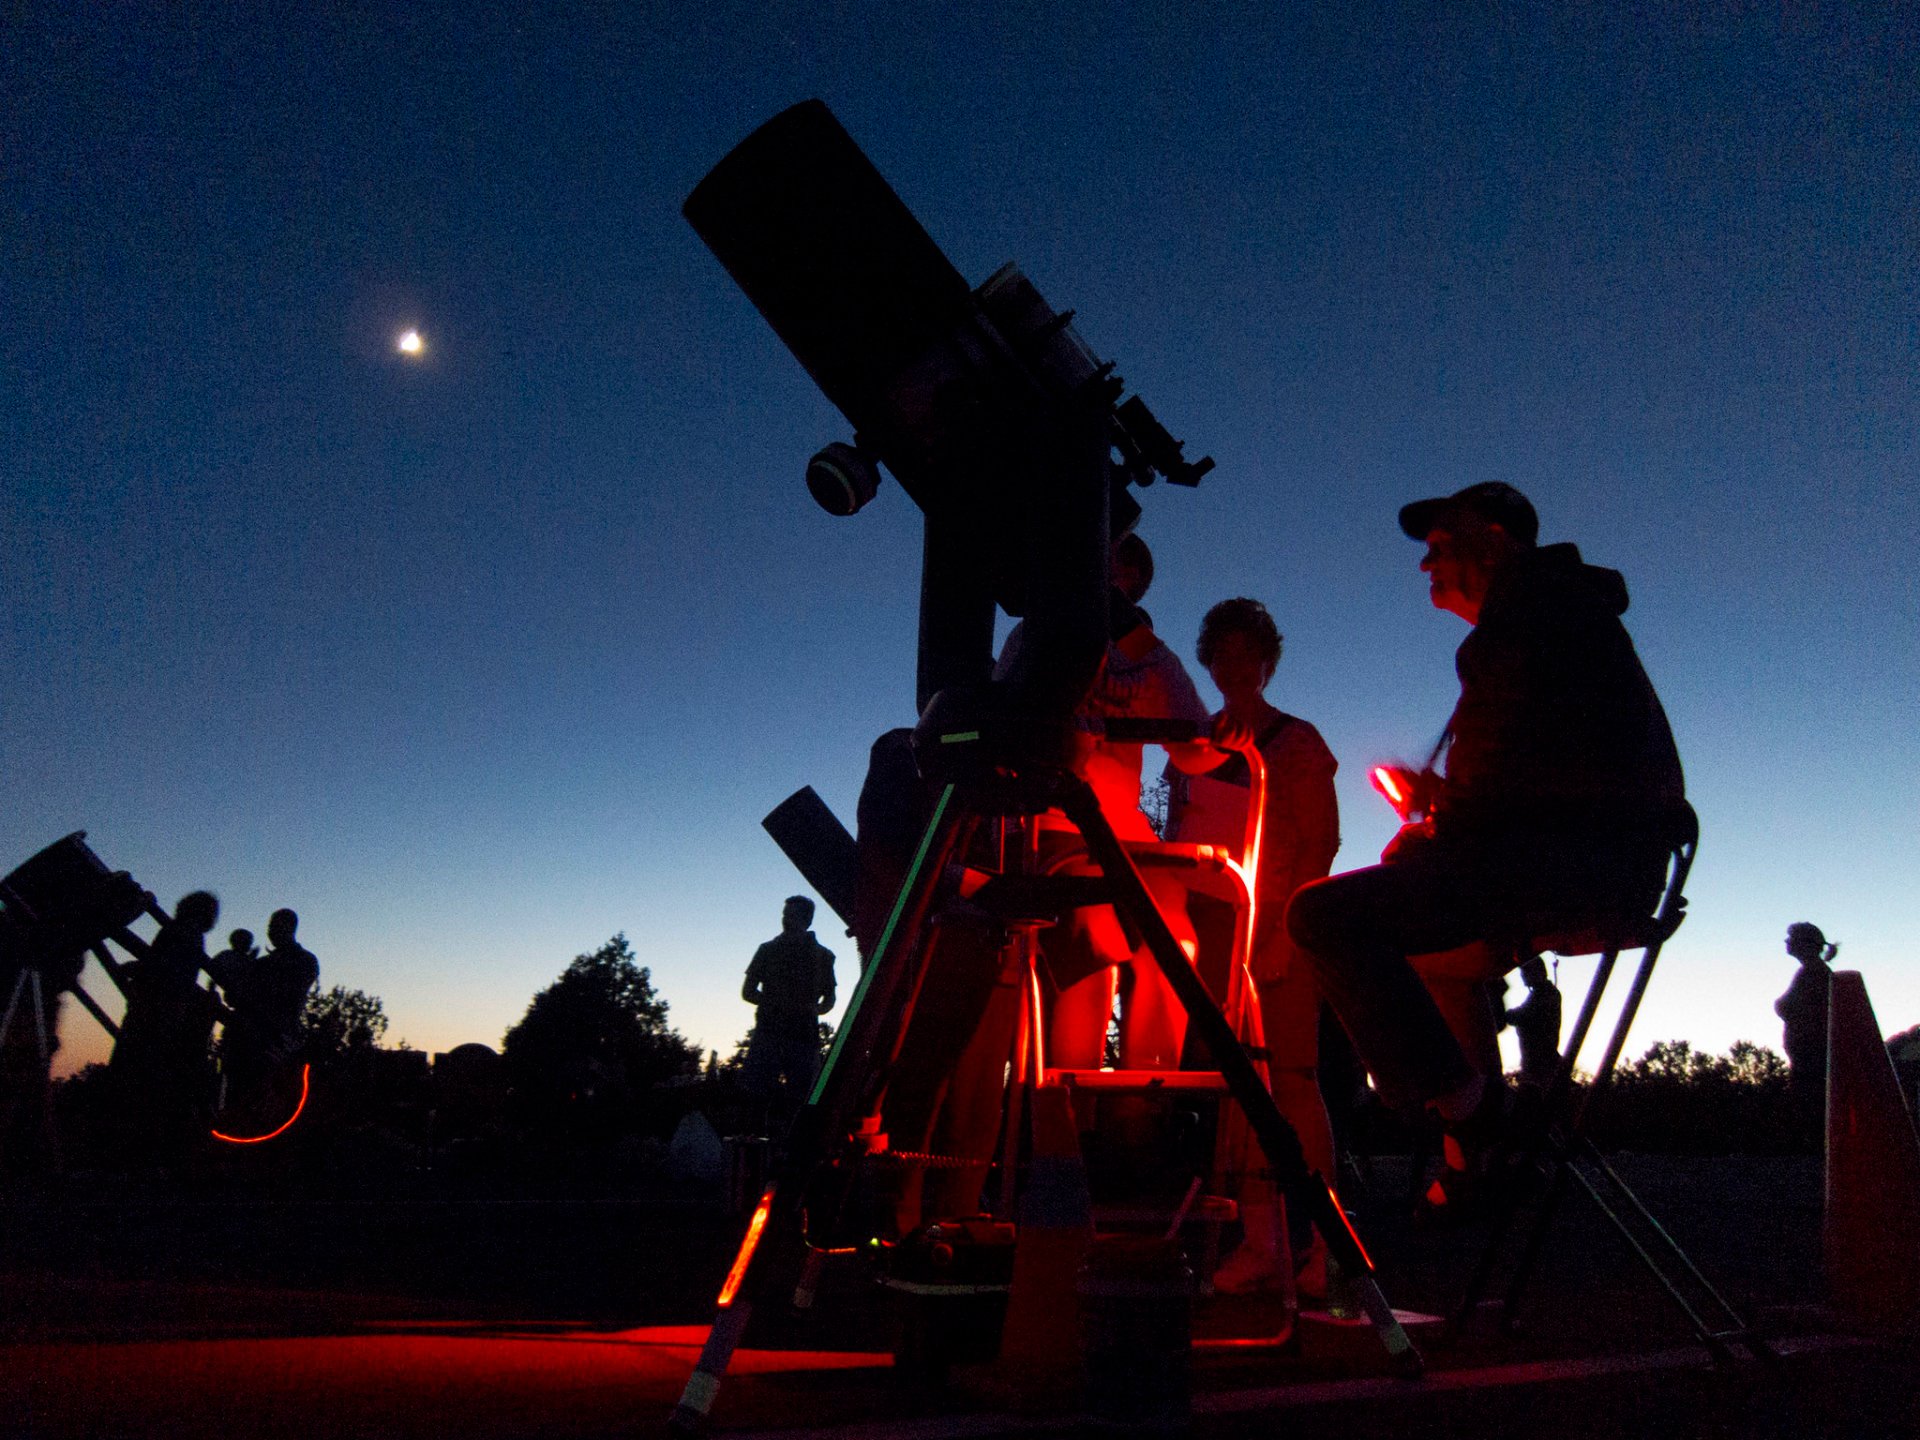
{"left": 1775, "top": 920, "right": 1837, "bottom": 1146}
{"left": 740, "top": 896, "right": 837, "bottom": 1125}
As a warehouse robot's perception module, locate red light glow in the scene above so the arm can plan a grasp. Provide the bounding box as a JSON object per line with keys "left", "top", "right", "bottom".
{"left": 210, "top": 1064, "right": 311, "bottom": 1144}
{"left": 718, "top": 1185, "right": 776, "bottom": 1307}
{"left": 1326, "top": 1179, "right": 1374, "bottom": 1273}
{"left": 1370, "top": 765, "right": 1416, "bottom": 820}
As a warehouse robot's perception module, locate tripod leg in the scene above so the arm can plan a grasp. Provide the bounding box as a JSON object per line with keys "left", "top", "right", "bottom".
{"left": 1058, "top": 778, "right": 1423, "bottom": 1376}
{"left": 672, "top": 787, "right": 973, "bottom": 1434}
{"left": 66, "top": 983, "right": 120, "bottom": 1040}
{"left": 0, "top": 968, "right": 29, "bottom": 1051}
{"left": 29, "top": 971, "right": 48, "bottom": 1060}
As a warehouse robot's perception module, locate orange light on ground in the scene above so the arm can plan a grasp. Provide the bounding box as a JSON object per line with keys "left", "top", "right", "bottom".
{"left": 211, "top": 1064, "right": 311, "bottom": 1144}
{"left": 718, "top": 1185, "right": 777, "bottom": 1307}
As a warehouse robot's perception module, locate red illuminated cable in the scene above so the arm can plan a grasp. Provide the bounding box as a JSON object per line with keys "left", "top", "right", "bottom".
{"left": 210, "top": 1064, "right": 311, "bottom": 1144}
{"left": 717, "top": 1185, "right": 776, "bottom": 1307}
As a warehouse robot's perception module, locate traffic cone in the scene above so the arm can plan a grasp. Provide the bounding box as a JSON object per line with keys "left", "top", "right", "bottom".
{"left": 1823, "top": 970, "right": 1920, "bottom": 1333}
{"left": 992, "top": 1083, "right": 1093, "bottom": 1401}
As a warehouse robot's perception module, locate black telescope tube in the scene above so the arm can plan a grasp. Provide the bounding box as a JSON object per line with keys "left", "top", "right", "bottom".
{"left": 683, "top": 100, "right": 973, "bottom": 442}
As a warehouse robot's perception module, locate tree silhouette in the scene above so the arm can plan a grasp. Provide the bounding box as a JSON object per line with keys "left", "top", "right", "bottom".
{"left": 302, "top": 985, "right": 389, "bottom": 1065}
{"left": 502, "top": 934, "right": 698, "bottom": 1134}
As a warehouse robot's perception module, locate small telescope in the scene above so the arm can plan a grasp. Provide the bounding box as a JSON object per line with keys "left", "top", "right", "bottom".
{"left": 684, "top": 100, "right": 1213, "bottom": 733}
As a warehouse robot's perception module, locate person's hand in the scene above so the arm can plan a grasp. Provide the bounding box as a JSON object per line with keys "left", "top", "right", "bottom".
{"left": 1211, "top": 712, "right": 1256, "bottom": 754}
{"left": 1380, "top": 818, "right": 1434, "bottom": 864}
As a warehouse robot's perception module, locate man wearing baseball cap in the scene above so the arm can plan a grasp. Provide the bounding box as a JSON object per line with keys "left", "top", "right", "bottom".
{"left": 1287, "top": 482, "right": 1685, "bottom": 1214}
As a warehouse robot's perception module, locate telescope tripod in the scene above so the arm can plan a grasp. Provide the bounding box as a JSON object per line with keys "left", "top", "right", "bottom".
{"left": 671, "top": 761, "right": 1423, "bottom": 1432}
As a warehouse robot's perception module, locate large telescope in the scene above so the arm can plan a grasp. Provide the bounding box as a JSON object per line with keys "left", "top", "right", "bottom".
{"left": 684, "top": 100, "right": 1213, "bottom": 746}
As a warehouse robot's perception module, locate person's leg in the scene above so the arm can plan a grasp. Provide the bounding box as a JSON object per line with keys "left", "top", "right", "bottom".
{"left": 1215, "top": 966, "right": 1338, "bottom": 1295}
{"left": 1036, "top": 836, "right": 1128, "bottom": 1072}
{"left": 1409, "top": 942, "right": 1508, "bottom": 1080}
{"left": 1286, "top": 858, "right": 1491, "bottom": 1112}
{"left": 1050, "top": 965, "right": 1118, "bottom": 1070}
{"left": 1117, "top": 869, "right": 1196, "bottom": 1070}
{"left": 780, "top": 1023, "right": 823, "bottom": 1095}
{"left": 1259, "top": 971, "right": 1335, "bottom": 1182}
{"left": 740, "top": 1023, "right": 779, "bottom": 1101}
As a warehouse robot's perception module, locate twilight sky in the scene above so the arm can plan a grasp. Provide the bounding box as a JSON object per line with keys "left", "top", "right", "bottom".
{"left": 6, "top": 4, "right": 1916, "bottom": 1077}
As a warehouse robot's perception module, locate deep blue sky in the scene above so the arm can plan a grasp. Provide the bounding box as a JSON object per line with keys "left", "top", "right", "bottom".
{"left": 6, "top": 4, "right": 1915, "bottom": 1074}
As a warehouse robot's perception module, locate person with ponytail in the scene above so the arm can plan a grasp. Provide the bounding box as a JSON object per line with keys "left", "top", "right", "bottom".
{"left": 1776, "top": 920, "right": 1838, "bottom": 1140}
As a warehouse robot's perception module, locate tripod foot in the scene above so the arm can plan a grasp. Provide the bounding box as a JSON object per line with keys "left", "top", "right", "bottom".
{"left": 1356, "top": 1275, "right": 1425, "bottom": 1378}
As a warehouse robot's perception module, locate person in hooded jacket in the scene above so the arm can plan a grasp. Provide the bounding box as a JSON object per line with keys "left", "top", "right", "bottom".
{"left": 1287, "top": 483, "right": 1685, "bottom": 1211}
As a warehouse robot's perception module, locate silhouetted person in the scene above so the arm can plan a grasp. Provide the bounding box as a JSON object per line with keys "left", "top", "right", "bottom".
{"left": 112, "top": 890, "right": 221, "bottom": 1165}
{"left": 740, "top": 897, "right": 836, "bottom": 1118}
{"left": 1289, "top": 483, "right": 1684, "bottom": 1216}
{"left": 206, "top": 928, "right": 273, "bottom": 1110}
{"left": 1505, "top": 954, "right": 1563, "bottom": 1090}
{"left": 1775, "top": 920, "right": 1836, "bottom": 1141}
{"left": 1169, "top": 597, "right": 1340, "bottom": 1293}
{"left": 205, "top": 928, "right": 258, "bottom": 996}
{"left": 255, "top": 909, "right": 319, "bottom": 1063}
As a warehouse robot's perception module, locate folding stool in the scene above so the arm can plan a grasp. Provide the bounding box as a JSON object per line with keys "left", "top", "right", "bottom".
{"left": 1454, "top": 802, "right": 1772, "bottom": 1360}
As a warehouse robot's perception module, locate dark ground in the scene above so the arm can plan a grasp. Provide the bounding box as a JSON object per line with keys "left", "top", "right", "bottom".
{"left": 1, "top": 1152, "right": 1914, "bottom": 1438}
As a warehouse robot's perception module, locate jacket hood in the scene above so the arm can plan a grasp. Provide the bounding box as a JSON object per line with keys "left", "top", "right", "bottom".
{"left": 1526, "top": 542, "right": 1629, "bottom": 616}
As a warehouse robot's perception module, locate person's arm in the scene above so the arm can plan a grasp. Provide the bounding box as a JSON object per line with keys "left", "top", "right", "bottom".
{"left": 742, "top": 945, "right": 768, "bottom": 1007}
{"left": 1147, "top": 641, "right": 1231, "bottom": 776}
{"left": 815, "top": 945, "right": 836, "bottom": 1015}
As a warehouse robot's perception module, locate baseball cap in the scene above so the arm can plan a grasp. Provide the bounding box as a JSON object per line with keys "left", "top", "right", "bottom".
{"left": 1398, "top": 482, "right": 1539, "bottom": 545}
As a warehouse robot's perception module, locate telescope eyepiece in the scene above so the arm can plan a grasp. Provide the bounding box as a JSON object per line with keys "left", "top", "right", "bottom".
{"left": 805, "top": 442, "right": 883, "bottom": 516}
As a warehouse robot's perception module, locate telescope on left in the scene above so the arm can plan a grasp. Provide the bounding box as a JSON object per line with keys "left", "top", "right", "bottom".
{"left": 0, "top": 832, "right": 164, "bottom": 1059}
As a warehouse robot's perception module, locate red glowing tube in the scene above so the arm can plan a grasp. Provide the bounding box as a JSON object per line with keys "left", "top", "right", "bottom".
{"left": 1326, "top": 1178, "right": 1374, "bottom": 1273}
{"left": 718, "top": 1184, "right": 777, "bottom": 1307}
{"left": 211, "top": 1064, "right": 311, "bottom": 1144}
{"left": 1028, "top": 966, "right": 1047, "bottom": 1082}
{"left": 1369, "top": 765, "right": 1416, "bottom": 820}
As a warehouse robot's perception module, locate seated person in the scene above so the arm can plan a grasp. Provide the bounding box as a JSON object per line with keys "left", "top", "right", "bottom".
{"left": 1169, "top": 597, "right": 1340, "bottom": 1290}
{"left": 1287, "top": 483, "right": 1684, "bottom": 1212}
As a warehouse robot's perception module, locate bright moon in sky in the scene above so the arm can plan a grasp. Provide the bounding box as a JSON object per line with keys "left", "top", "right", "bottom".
{"left": 397, "top": 329, "right": 424, "bottom": 356}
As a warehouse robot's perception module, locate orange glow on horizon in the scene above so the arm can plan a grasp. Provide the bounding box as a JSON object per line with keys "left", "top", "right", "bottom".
{"left": 718, "top": 1185, "right": 776, "bottom": 1307}
{"left": 211, "top": 1065, "right": 311, "bottom": 1144}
